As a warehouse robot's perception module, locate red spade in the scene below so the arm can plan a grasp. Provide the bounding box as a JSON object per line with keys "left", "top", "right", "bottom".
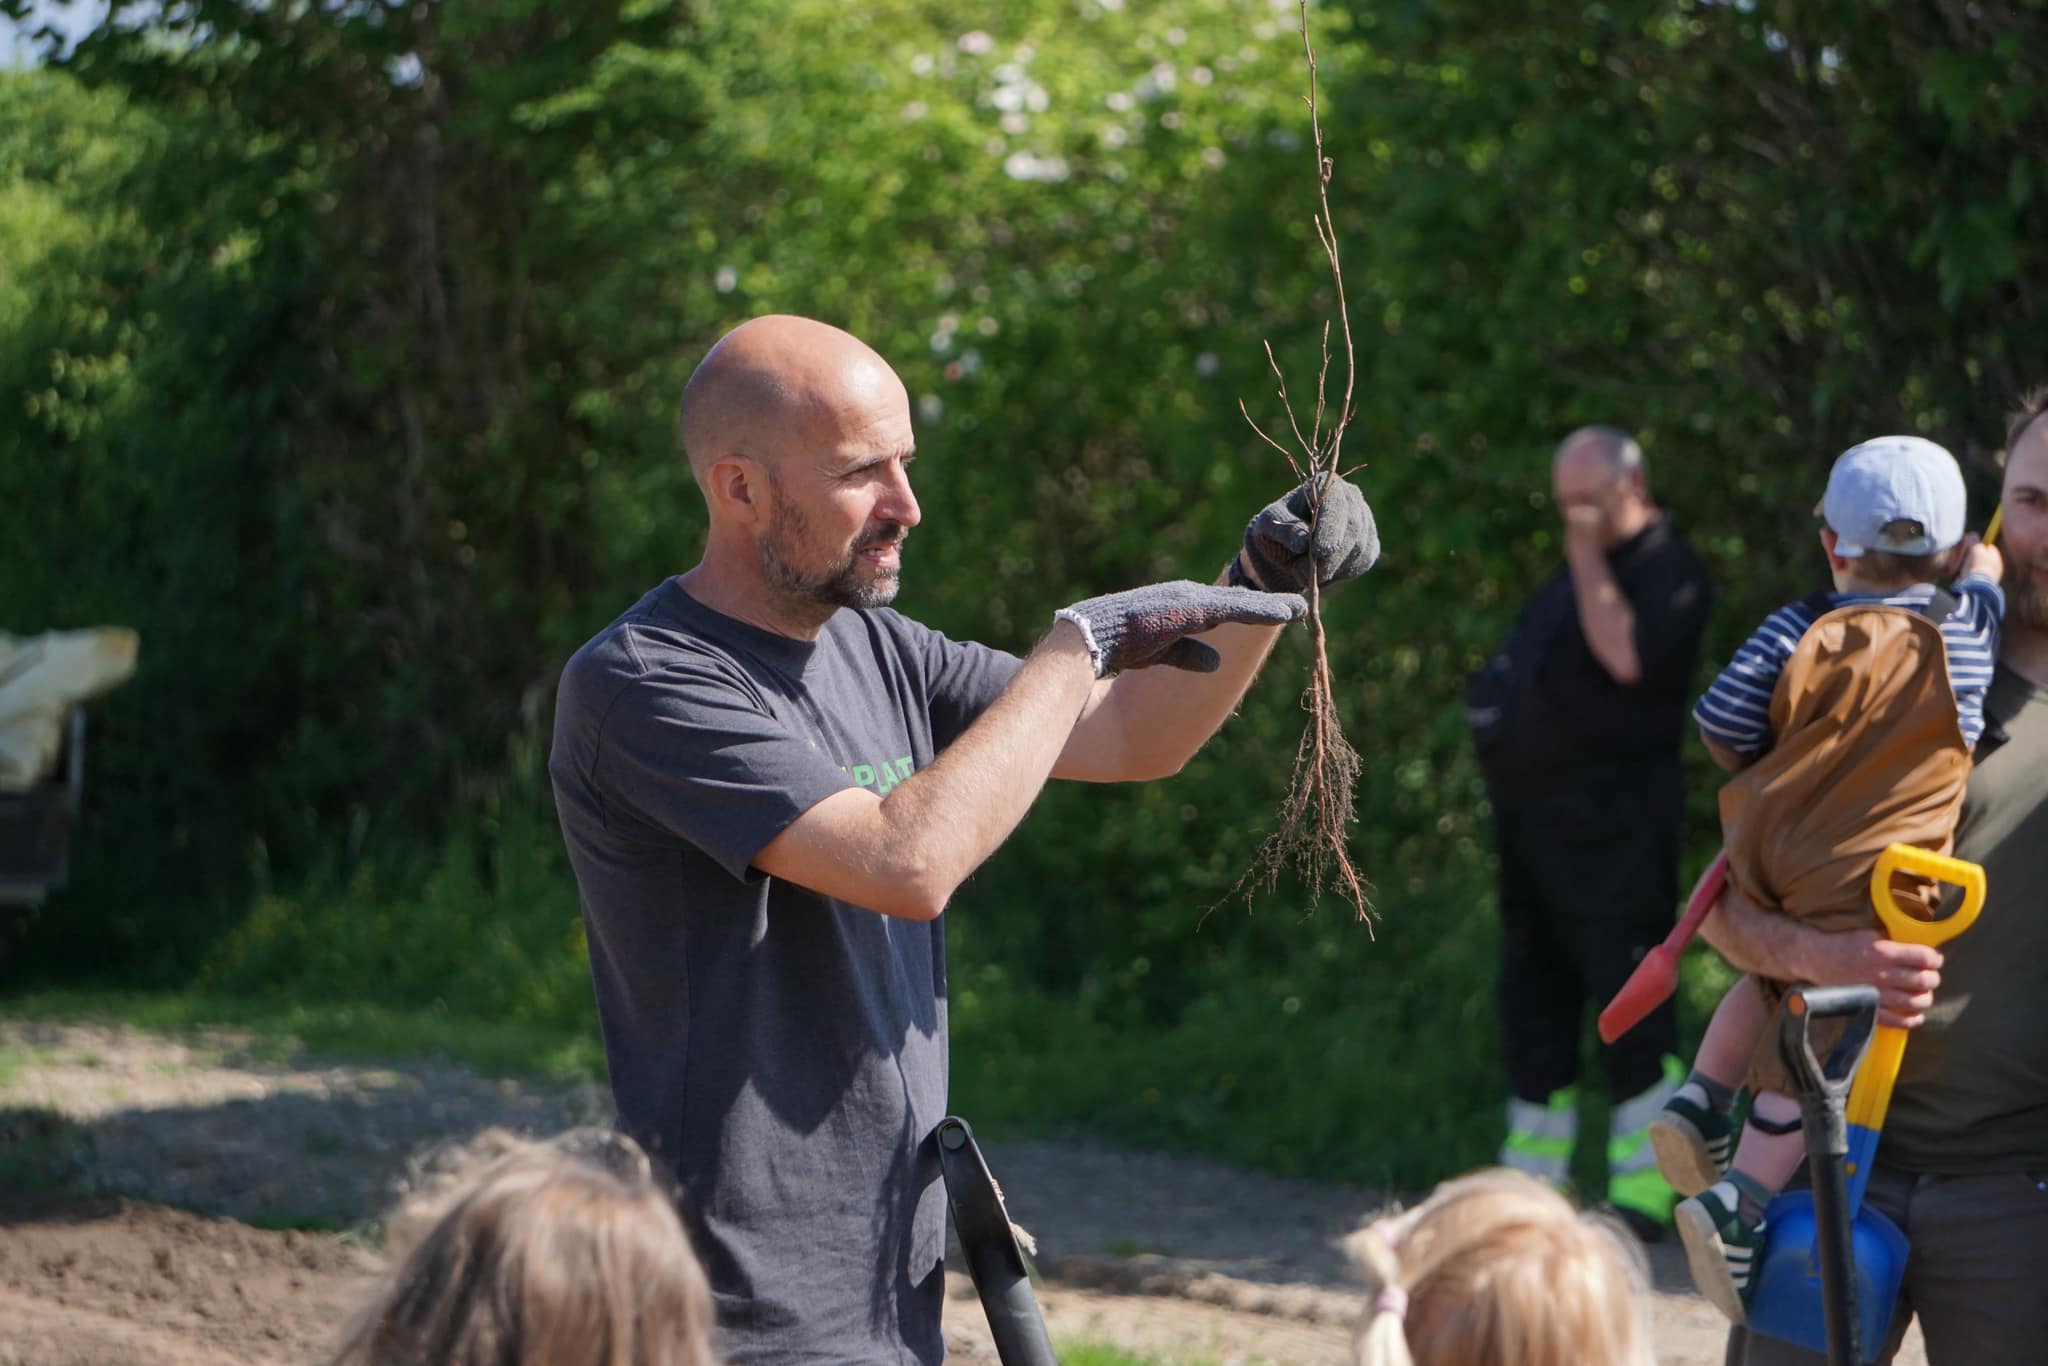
{"left": 1598, "top": 851, "right": 1729, "bottom": 1044}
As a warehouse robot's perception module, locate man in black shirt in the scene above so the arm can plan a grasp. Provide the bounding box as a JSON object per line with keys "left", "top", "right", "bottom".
{"left": 1467, "top": 425, "right": 1712, "bottom": 1235}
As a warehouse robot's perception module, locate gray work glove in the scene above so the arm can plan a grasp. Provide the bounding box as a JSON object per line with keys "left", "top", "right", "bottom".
{"left": 1228, "top": 473, "right": 1380, "bottom": 594}
{"left": 1054, "top": 581, "right": 1307, "bottom": 677}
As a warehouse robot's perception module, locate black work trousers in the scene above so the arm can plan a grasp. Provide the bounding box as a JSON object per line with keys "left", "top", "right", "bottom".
{"left": 1493, "top": 772, "right": 1682, "bottom": 1104}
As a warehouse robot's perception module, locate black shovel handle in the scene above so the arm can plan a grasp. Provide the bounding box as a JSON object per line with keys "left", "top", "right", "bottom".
{"left": 935, "top": 1116, "right": 1058, "bottom": 1366}
{"left": 1778, "top": 984, "right": 1879, "bottom": 1366}
{"left": 1779, "top": 985, "right": 1878, "bottom": 1159}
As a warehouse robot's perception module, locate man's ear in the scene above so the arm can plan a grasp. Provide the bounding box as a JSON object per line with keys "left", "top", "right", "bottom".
{"left": 706, "top": 454, "right": 768, "bottom": 526}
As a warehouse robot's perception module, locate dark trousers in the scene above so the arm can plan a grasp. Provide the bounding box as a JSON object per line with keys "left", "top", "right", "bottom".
{"left": 1728, "top": 1163, "right": 2048, "bottom": 1366}
{"left": 1493, "top": 779, "right": 1681, "bottom": 1103}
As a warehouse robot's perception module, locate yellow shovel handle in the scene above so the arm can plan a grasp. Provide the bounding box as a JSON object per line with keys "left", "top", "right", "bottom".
{"left": 1846, "top": 1026, "right": 1909, "bottom": 1134}
{"left": 1871, "top": 845, "right": 1985, "bottom": 946}
{"left": 1845, "top": 846, "right": 1987, "bottom": 1133}
{"left": 1985, "top": 503, "right": 2003, "bottom": 547}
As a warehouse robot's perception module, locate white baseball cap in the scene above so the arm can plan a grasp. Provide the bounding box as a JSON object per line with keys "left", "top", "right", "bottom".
{"left": 1820, "top": 436, "right": 1966, "bottom": 558}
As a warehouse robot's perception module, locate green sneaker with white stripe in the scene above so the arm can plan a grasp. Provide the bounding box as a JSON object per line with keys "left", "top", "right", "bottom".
{"left": 1649, "top": 1092, "right": 1733, "bottom": 1197}
{"left": 1675, "top": 1185, "right": 1766, "bottom": 1325}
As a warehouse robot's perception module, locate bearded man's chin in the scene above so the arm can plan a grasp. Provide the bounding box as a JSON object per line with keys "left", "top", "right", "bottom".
{"left": 2009, "top": 579, "right": 2048, "bottom": 631}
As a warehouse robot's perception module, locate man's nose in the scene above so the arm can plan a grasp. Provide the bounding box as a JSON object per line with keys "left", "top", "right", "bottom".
{"left": 881, "top": 464, "right": 921, "bottom": 528}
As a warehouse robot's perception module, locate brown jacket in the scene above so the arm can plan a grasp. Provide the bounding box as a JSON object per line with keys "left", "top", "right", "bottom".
{"left": 1718, "top": 600, "right": 1970, "bottom": 1092}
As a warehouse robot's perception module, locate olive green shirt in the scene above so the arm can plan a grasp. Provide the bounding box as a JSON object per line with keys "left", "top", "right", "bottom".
{"left": 1883, "top": 661, "right": 2048, "bottom": 1174}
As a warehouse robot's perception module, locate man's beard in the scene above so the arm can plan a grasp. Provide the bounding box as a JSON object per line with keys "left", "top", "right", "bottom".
{"left": 759, "top": 492, "right": 905, "bottom": 611}
{"left": 2006, "top": 562, "right": 2048, "bottom": 632}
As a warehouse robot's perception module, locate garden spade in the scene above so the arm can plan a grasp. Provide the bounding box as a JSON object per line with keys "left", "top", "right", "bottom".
{"left": 1598, "top": 852, "right": 1728, "bottom": 1043}
{"left": 1744, "top": 983, "right": 1881, "bottom": 1366}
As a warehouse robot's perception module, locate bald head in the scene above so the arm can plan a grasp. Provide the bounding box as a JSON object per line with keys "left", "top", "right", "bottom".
{"left": 679, "top": 315, "right": 911, "bottom": 492}
{"left": 1551, "top": 425, "right": 1654, "bottom": 549}
{"left": 1553, "top": 425, "right": 1644, "bottom": 480}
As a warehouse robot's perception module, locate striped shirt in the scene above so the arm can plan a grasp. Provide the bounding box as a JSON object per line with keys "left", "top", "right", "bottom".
{"left": 1693, "top": 575, "right": 2004, "bottom": 755}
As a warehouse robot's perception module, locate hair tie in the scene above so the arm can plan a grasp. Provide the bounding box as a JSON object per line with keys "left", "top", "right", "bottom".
{"left": 1374, "top": 1286, "right": 1409, "bottom": 1321}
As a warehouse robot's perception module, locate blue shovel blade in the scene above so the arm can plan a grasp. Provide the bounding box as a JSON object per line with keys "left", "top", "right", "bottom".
{"left": 1746, "top": 1191, "right": 1909, "bottom": 1364}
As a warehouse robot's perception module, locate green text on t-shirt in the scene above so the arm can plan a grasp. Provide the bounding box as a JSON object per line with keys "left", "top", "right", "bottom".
{"left": 846, "top": 756, "right": 916, "bottom": 794}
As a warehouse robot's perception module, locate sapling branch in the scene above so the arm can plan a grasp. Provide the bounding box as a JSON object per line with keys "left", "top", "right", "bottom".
{"left": 1233, "top": 0, "right": 1371, "bottom": 925}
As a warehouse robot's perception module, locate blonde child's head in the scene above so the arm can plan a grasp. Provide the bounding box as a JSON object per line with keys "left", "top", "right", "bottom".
{"left": 329, "top": 1128, "right": 718, "bottom": 1366}
{"left": 1347, "top": 1167, "right": 1652, "bottom": 1366}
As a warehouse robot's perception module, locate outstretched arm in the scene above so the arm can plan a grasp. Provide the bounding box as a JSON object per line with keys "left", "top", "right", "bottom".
{"left": 1052, "top": 584, "right": 1288, "bottom": 782}
{"left": 1053, "top": 474, "right": 1380, "bottom": 783}
{"left": 754, "top": 585, "right": 1304, "bottom": 919}
{"left": 756, "top": 621, "right": 1096, "bottom": 920}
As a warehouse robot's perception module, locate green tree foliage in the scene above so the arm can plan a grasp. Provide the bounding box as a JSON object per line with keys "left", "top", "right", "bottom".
{"left": 2, "top": 0, "right": 722, "bottom": 959}
{"left": 0, "top": 63, "right": 303, "bottom": 957}
{"left": 3, "top": 0, "right": 2045, "bottom": 1184}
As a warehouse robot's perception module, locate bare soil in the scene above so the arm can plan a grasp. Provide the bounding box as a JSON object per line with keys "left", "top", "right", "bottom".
{"left": 0, "top": 1021, "right": 1924, "bottom": 1365}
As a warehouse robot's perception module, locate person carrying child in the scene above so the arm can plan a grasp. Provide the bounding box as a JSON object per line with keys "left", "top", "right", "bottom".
{"left": 1647, "top": 435, "right": 2003, "bottom": 1324}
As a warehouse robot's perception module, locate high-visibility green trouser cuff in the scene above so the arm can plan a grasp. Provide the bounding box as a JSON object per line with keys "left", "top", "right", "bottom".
{"left": 1502, "top": 1088, "right": 1579, "bottom": 1184}
{"left": 1608, "top": 1166, "right": 1678, "bottom": 1223}
{"left": 1505, "top": 1131, "right": 1575, "bottom": 1162}
{"left": 1608, "top": 1122, "right": 1657, "bottom": 1172}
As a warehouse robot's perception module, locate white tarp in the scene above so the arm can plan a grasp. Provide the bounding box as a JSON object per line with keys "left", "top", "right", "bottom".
{"left": 0, "top": 628, "right": 139, "bottom": 790}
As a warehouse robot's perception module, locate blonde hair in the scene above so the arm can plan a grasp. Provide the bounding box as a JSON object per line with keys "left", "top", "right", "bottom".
{"left": 329, "top": 1128, "right": 719, "bottom": 1366}
{"left": 1346, "top": 1168, "right": 1652, "bottom": 1366}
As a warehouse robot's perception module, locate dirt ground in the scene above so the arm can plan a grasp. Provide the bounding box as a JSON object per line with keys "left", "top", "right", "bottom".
{"left": 0, "top": 1020, "right": 1925, "bottom": 1365}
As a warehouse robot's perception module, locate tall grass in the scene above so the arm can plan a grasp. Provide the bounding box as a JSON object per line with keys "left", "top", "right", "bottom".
{"left": 200, "top": 731, "right": 596, "bottom": 1041}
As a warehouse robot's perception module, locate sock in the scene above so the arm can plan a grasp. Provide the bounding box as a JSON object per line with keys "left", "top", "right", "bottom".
{"left": 1707, "top": 1171, "right": 1774, "bottom": 1227}
{"left": 1679, "top": 1071, "right": 1736, "bottom": 1114}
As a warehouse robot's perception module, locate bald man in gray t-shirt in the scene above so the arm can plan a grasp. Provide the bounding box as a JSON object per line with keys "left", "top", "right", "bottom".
{"left": 549, "top": 315, "right": 1376, "bottom": 1362}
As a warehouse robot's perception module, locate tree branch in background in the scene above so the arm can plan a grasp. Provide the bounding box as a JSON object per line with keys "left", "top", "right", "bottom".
{"left": 1233, "top": 1, "right": 1370, "bottom": 924}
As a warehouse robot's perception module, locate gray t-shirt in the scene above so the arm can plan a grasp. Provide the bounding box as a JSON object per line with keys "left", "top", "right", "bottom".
{"left": 1883, "top": 661, "right": 2048, "bottom": 1174}
{"left": 549, "top": 579, "right": 1021, "bottom": 1363}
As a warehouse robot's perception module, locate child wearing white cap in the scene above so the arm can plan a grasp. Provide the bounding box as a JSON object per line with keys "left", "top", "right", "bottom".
{"left": 1652, "top": 435, "right": 2003, "bottom": 1324}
